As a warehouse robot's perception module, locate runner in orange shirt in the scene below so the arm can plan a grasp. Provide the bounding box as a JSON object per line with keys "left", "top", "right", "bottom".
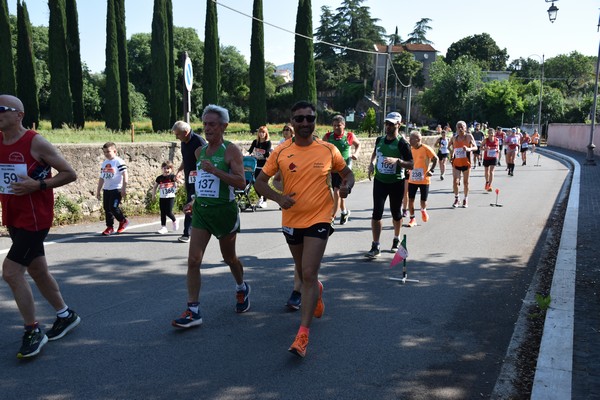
{"left": 255, "top": 101, "right": 354, "bottom": 358}
{"left": 406, "top": 131, "right": 438, "bottom": 227}
{"left": 449, "top": 121, "right": 477, "bottom": 208}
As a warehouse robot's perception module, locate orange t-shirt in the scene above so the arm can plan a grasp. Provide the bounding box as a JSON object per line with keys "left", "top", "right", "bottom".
{"left": 451, "top": 134, "right": 472, "bottom": 168}
{"left": 262, "top": 138, "right": 347, "bottom": 229}
{"left": 408, "top": 144, "right": 436, "bottom": 185}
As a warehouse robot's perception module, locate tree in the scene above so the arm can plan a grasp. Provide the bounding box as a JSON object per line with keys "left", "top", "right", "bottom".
{"left": 48, "top": 0, "right": 73, "bottom": 128}
{"left": 65, "top": 0, "right": 84, "bottom": 128}
{"left": 333, "top": 0, "right": 385, "bottom": 81}
{"left": 16, "top": 0, "right": 39, "bottom": 128}
{"left": 445, "top": 33, "right": 508, "bottom": 71}
{"left": 470, "top": 79, "right": 524, "bottom": 126}
{"left": 151, "top": 0, "right": 171, "bottom": 131}
{"left": 420, "top": 57, "right": 483, "bottom": 123}
{"left": 203, "top": 0, "right": 220, "bottom": 106}
{"left": 293, "top": 0, "right": 316, "bottom": 104}
{"left": 389, "top": 26, "right": 402, "bottom": 45}
{"left": 115, "top": 0, "right": 131, "bottom": 129}
{"left": 249, "top": 0, "right": 266, "bottom": 131}
{"left": 544, "top": 51, "right": 595, "bottom": 98}
{"left": 404, "top": 18, "right": 433, "bottom": 45}
{"left": 165, "top": 0, "right": 176, "bottom": 123}
{"left": 390, "top": 51, "right": 423, "bottom": 100}
{"left": 314, "top": 6, "right": 338, "bottom": 64}
{"left": 0, "top": 0, "right": 16, "bottom": 94}
{"left": 105, "top": 0, "right": 121, "bottom": 130}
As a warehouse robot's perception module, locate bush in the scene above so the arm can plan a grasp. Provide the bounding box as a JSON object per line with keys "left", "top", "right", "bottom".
{"left": 53, "top": 194, "right": 83, "bottom": 225}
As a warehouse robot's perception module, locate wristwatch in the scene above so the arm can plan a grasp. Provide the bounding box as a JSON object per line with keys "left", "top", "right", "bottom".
{"left": 39, "top": 179, "right": 47, "bottom": 191}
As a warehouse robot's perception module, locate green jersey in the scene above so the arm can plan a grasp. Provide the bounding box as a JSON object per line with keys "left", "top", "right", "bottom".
{"left": 195, "top": 141, "right": 235, "bottom": 206}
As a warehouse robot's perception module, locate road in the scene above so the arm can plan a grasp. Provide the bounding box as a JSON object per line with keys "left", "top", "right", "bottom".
{"left": 0, "top": 151, "right": 569, "bottom": 400}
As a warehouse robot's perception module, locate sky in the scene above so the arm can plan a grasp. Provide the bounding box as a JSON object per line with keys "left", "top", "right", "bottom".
{"left": 7, "top": 0, "right": 600, "bottom": 73}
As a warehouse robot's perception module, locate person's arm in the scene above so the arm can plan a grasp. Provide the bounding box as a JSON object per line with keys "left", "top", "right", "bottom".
{"left": 120, "top": 169, "right": 128, "bottom": 199}
{"left": 96, "top": 178, "right": 104, "bottom": 200}
{"left": 12, "top": 135, "right": 77, "bottom": 196}
{"left": 350, "top": 134, "right": 361, "bottom": 160}
{"left": 367, "top": 137, "right": 380, "bottom": 180}
{"left": 254, "top": 170, "right": 297, "bottom": 210}
{"left": 151, "top": 180, "right": 159, "bottom": 201}
{"left": 338, "top": 166, "right": 355, "bottom": 198}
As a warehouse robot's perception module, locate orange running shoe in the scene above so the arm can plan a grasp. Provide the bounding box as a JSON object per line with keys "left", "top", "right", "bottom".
{"left": 421, "top": 210, "right": 429, "bottom": 222}
{"left": 288, "top": 332, "right": 309, "bottom": 357}
{"left": 117, "top": 218, "right": 129, "bottom": 234}
{"left": 407, "top": 217, "right": 417, "bottom": 227}
{"left": 313, "top": 281, "right": 324, "bottom": 318}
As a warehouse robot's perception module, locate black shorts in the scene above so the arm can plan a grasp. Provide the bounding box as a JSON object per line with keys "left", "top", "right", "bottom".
{"left": 520, "top": 147, "right": 529, "bottom": 153}
{"left": 437, "top": 152, "right": 449, "bottom": 159}
{"left": 7, "top": 227, "right": 49, "bottom": 266}
{"left": 473, "top": 146, "right": 481, "bottom": 155}
{"left": 454, "top": 166, "right": 469, "bottom": 172}
{"left": 483, "top": 159, "right": 497, "bottom": 167}
{"left": 371, "top": 179, "right": 405, "bottom": 221}
{"left": 331, "top": 172, "right": 342, "bottom": 189}
{"left": 407, "top": 183, "right": 430, "bottom": 201}
{"left": 282, "top": 222, "right": 333, "bottom": 245}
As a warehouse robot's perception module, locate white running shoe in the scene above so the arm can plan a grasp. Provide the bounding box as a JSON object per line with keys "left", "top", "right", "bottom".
{"left": 172, "top": 220, "right": 179, "bottom": 231}
{"left": 157, "top": 226, "right": 168, "bottom": 234}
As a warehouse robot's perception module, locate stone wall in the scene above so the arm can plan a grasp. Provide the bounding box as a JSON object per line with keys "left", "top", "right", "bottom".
{"left": 4, "top": 135, "right": 440, "bottom": 222}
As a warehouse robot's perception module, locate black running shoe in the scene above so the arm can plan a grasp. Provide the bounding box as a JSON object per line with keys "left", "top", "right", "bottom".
{"left": 391, "top": 238, "right": 400, "bottom": 251}
{"left": 236, "top": 282, "right": 251, "bottom": 313}
{"left": 365, "top": 243, "right": 381, "bottom": 259}
{"left": 46, "top": 310, "right": 81, "bottom": 341}
{"left": 17, "top": 329, "right": 48, "bottom": 359}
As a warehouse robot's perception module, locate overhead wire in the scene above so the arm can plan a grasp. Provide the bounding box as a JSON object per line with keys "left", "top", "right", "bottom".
{"left": 212, "top": 0, "right": 412, "bottom": 88}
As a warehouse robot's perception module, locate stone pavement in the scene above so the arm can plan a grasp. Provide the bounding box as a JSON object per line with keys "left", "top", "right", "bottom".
{"left": 534, "top": 146, "right": 600, "bottom": 400}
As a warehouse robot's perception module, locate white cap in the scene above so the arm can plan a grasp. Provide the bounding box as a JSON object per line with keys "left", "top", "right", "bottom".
{"left": 384, "top": 112, "right": 402, "bottom": 124}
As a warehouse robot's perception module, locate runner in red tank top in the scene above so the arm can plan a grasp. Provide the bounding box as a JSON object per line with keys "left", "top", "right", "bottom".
{"left": 0, "top": 95, "right": 80, "bottom": 359}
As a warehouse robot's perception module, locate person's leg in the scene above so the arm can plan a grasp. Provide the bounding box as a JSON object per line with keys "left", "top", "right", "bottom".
{"left": 2, "top": 258, "right": 36, "bottom": 325}
{"left": 27, "top": 257, "right": 67, "bottom": 312}
{"left": 218, "top": 232, "right": 244, "bottom": 285}
{"left": 463, "top": 168, "right": 471, "bottom": 198}
{"left": 159, "top": 198, "right": 168, "bottom": 226}
{"left": 182, "top": 186, "right": 194, "bottom": 238}
{"left": 165, "top": 198, "right": 177, "bottom": 223}
{"left": 331, "top": 187, "right": 340, "bottom": 219}
{"left": 452, "top": 167, "right": 460, "bottom": 196}
{"left": 370, "top": 180, "right": 387, "bottom": 243}
{"left": 186, "top": 227, "right": 211, "bottom": 303}
{"left": 103, "top": 191, "right": 114, "bottom": 227}
{"left": 291, "top": 237, "right": 328, "bottom": 329}
{"left": 489, "top": 165, "right": 495, "bottom": 187}
{"left": 388, "top": 180, "right": 404, "bottom": 237}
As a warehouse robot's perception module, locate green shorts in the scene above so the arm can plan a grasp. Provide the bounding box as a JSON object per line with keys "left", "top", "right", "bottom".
{"left": 191, "top": 200, "right": 240, "bottom": 239}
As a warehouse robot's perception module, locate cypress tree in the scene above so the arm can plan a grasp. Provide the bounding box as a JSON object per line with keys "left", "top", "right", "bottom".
{"left": 249, "top": 0, "right": 266, "bottom": 131}
{"left": 48, "top": 0, "right": 73, "bottom": 129}
{"left": 165, "top": 0, "right": 176, "bottom": 123}
{"left": 151, "top": 0, "right": 171, "bottom": 131}
{"left": 202, "top": 0, "right": 219, "bottom": 107}
{"left": 293, "top": 0, "right": 316, "bottom": 104}
{"left": 16, "top": 0, "right": 39, "bottom": 128}
{"left": 65, "top": 0, "right": 84, "bottom": 128}
{"left": 104, "top": 0, "right": 121, "bottom": 130}
{"left": 0, "top": 0, "right": 16, "bottom": 95}
{"left": 115, "top": 0, "right": 131, "bottom": 130}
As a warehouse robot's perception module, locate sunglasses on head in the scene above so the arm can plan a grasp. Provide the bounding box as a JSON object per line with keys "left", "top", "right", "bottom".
{"left": 292, "top": 115, "right": 316, "bottom": 123}
{"left": 0, "top": 106, "right": 20, "bottom": 113}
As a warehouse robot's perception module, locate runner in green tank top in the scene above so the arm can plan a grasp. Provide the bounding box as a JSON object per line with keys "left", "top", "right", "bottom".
{"left": 171, "top": 105, "right": 252, "bottom": 331}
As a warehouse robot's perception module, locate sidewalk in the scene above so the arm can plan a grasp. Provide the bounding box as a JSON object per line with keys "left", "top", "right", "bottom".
{"left": 533, "top": 146, "right": 600, "bottom": 400}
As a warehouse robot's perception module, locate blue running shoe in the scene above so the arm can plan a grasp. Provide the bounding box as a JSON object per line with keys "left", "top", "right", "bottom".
{"left": 172, "top": 309, "right": 202, "bottom": 328}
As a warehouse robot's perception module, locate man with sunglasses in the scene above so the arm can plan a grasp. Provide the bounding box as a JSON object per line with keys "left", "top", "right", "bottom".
{"left": 255, "top": 100, "right": 355, "bottom": 358}
{"left": 365, "top": 112, "right": 413, "bottom": 258}
{"left": 0, "top": 95, "right": 80, "bottom": 359}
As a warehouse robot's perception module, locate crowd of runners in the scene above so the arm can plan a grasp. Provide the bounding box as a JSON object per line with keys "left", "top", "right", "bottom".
{"left": 0, "top": 93, "right": 541, "bottom": 360}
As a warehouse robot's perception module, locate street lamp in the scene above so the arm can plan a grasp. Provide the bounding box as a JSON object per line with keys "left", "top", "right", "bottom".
{"left": 586, "top": 12, "right": 600, "bottom": 165}
{"left": 547, "top": 3, "right": 559, "bottom": 23}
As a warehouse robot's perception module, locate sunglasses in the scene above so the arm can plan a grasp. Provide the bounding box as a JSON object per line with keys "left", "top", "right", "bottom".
{"left": 292, "top": 115, "right": 316, "bottom": 123}
{"left": 282, "top": 128, "right": 291, "bottom": 131}
{"left": 0, "top": 106, "right": 21, "bottom": 113}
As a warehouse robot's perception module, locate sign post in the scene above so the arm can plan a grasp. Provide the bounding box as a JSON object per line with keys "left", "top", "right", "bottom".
{"left": 182, "top": 52, "right": 193, "bottom": 124}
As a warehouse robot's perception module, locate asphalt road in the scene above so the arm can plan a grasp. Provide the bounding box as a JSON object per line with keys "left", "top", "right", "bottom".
{"left": 0, "top": 151, "right": 569, "bottom": 400}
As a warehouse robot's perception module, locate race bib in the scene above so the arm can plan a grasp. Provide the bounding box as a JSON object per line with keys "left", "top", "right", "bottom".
{"left": 188, "top": 170, "right": 198, "bottom": 184}
{"left": 195, "top": 170, "right": 221, "bottom": 198}
{"left": 282, "top": 226, "right": 294, "bottom": 235}
{"left": 159, "top": 182, "right": 176, "bottom": 198}
{"left": 376, "top": 154, "right": 397, "bottom": 174}
{"left": 0, "top": 163, "right": 27, "bottom": 195}
{"left": 410, "top": 168, "right": 424, "bottom": 182}
{"left": 487, "top": 149, "right": 497, "bottom": 158}
{"left": 521, "top": 142, "right": 529, "bottom": 148}
{"left": 454, "top": 148, "right": 467, "bottom": 159}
